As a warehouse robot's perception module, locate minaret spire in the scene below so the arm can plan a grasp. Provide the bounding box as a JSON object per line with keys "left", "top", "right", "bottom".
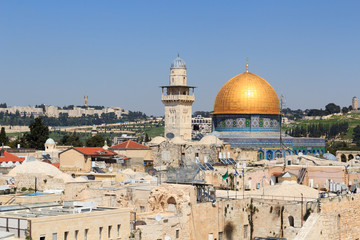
{"left": 246, "top": 58, "right": 249, "bottom": 73}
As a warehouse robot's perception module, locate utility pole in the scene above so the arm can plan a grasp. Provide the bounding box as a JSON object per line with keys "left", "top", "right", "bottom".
{"left": 301, "top": 193, "right": 304, "bottom": 227}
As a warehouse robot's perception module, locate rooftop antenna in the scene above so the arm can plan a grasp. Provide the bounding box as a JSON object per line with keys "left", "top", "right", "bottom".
{"left": 246, "top": 58, "right": 249, "bottom": 73}
{"left": 279, "top": 94, "right": 285, "bottom": 168}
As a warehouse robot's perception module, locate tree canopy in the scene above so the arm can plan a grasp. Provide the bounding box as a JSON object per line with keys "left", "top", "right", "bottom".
{"left": 85, "top": 134, "right": 105, "bottom": 147}
{"left": 0, "top": 127, "right": 8, "bottom": 145}
{"left": 59, "top": 134, "right": 83, "bottom": 147}
{"left": 25, "top": 118, "right": 49, "bottom": 149}
{"left": 353, "top": 125, "right": 360, "bottom": 147}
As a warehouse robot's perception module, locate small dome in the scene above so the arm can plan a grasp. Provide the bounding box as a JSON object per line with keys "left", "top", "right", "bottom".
{"left": 149, "top": 136, "right": 167, "bottom": 145}
{"left": 323, "top": 152, "right": 338, "bottom": 161}
{"left": 45, "top": 138, "right": 55, "bottom": 145}
{"left": 171, "top": 55, "right": 186, "bottom": 69}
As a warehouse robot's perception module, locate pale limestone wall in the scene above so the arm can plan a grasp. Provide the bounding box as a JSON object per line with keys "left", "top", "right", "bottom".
{"left": 305, "top": 194, "right": 360, "bottom": 239}
{"left": 164, "top": 102, "right": 193, "bottom": 141}
{"left": 29, "top": 208, "right": 130, "bottom": 240}
{"left": 60, "top": 149, "right": 91, "bottom": 172}
{"left": 169, "top": 68, "right": 187, "bottom": 86}
{"left": 252, "top": 198, "right": 307, "bottom": 239}
{"left": 150, "top": 141, "right": 218, "bottom": 168}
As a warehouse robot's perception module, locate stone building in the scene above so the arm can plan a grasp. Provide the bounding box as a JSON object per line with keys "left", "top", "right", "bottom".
{"left": 161, "top": 55, "right": 195, "bottom": 141}
{"left": 192, "top": 115, "right": 212, "bottom": 138}
{"left": 59, "top": 147, "right": 117, "bottom": 172}
{"left": 0, "top": 201, "right": 130, "bottom": 239}
{"left": 352, "top": 96, "right": 358, "bottom": 111}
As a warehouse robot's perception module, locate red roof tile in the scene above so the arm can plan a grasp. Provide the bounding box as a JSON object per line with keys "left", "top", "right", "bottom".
{"left": 110, "top": 140, "right": 149, "bottom": 150}
{"left": 52, "top": 162, "right": 60, "bottom": 168}
{"left": 73, "top": 147, "right": 117, "bottom": 156}
{"left": 0, "top": 151, "right": 25, "bottom": 163}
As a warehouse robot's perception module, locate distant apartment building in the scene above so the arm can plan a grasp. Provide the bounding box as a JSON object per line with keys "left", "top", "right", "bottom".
{"left": 0, "top": 105, "right": 128, "bottom": 118}
{"left": 191, "top": 115, "right": 212, "bottom": 136}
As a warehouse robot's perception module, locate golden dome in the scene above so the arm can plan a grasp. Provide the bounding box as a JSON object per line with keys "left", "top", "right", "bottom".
{"left": 213, "top": 71, "right": 280, "bottom": 115}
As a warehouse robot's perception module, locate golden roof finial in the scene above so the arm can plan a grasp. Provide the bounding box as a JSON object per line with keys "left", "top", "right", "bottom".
{"left": 246, "top": 58, "right": 249, "bottom": 73}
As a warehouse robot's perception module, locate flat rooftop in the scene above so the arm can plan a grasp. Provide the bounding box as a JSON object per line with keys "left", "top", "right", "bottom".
{"left": 0, "top": 202, "right": 118, "bottom": 219}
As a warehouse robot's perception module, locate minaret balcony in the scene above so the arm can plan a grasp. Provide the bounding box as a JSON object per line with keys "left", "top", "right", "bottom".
{"left": 161, "top": 94, "right": 195, "bottom": 102}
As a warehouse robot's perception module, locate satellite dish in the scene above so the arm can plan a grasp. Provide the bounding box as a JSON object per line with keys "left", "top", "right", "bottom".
{"left": 356, "top": 156, "right": 360, "bottom": 160}
{"left": 148, "top": 168, "right": 158, "bottom": 176}
{"left": 155, "top": 214, "right": 162, "bottom": 222}
{"left": 166, "top": 132, "right": 174, "bottom": 139}
{"left": 243, "top": 163, "right": 247, "bottom": 169}
{"left": 109, "top": 166, "right": 113, "bottom": 173}
{"left": 298, "top": 152, "right": 303, "bottom": 156}
{"left": 165, "top": 236, "right": 171, "bottom": 240}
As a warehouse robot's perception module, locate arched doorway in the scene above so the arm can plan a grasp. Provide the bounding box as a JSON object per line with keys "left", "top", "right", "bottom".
{"left": 341, "top": 154, "right": 347, "bottom": 162}
{"left": 349, "top": 154, "right": 354, "bottom": 160}
{"left": 167, "top": 197, "right": 177, "bottom": 212}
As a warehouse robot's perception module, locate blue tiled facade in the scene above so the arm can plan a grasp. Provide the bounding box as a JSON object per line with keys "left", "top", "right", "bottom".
{"left": 212, "top": 114, "right": 325, "bottom": 160}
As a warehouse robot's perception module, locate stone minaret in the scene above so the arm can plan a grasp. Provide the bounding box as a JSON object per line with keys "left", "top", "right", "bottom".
{"left": 84, "top": 95, "right": 89, "bottom": 107}
{"left": 161, "top": 55, "right": 195, "bottom": 141}
{"left": 353, "top": 96, "right": 358, "bottom": 110}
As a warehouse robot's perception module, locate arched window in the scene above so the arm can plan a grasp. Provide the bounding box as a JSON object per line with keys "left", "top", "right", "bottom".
{"left": 288, "top": 216, "right": 294, "bottom": 227}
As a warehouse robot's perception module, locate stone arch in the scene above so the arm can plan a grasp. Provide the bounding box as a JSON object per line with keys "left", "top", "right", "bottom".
{"left": 341, "top": 154, "right": 347, "bottom": 162}
{"left": 288, "top": 215, "right": 295, "bottom": 227}
{"left": 349, "top": 154, "right": 354, "bottom": 160}
{"left": 167, "top": 196, "right": 177, "bottom": 212}
{"left": 266, "top": 150, "right": 273, "bottom": 160}
{"left": 258, "top": 150, "right": 264, "bottom": 160}
{"left": 285, "top": 150, "right": 291, "bottom": 156}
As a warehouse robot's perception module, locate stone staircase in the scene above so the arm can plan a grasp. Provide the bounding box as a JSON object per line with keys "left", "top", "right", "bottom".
{"left": 293, "top": 213, "right": 320, "bottom": 240}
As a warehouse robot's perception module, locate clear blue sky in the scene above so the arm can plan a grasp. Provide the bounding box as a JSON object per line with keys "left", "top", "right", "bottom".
{"left": 1, "top": 1, "right": 359, "bottom": 116}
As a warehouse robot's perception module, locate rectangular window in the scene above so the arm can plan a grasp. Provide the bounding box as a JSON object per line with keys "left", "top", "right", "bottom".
{"left": 52, "top": 233, "right": 57, "bottom": 240}
{"left": 99, "top": 227, "right": 103, "bottom": 240}
{"left": 75, "top": 230, "right": 79, "bottom": 240}
{"left": 84, "top": 229, "right": 88, "bottom": 240}
{"left": 108, "top": 225, "right": 112, "bottom": 238}
{"left": 64, "top": 232, "right": 69, "bottom": 240}
{"left": 218, "top": 232, "right": 223, "bottom": 240}
{"left": 140, "top": 206, "right": 145, "bottom": 212}
{"left": 117, "top": 224, "right": 121, "bottom": 237}
{"left": 244, "top": 225, "right": 248, "bottom": 238}
{"left": 176, "top": 229, "right": 179, "bottom": 238}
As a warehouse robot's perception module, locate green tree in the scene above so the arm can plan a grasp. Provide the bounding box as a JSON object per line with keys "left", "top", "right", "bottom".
{"left": 25, "top": 118, "right": 49, "bottom": 149}
{"left": 325, "top": 103, "right": 341, "bottom": 114}
{"left": 0, "top": 127, "right": 8, "bottom": 145}
{"left": 144, "top": 133, "right": 151, "bottom": 142}
{"left": 86, "top": 134, "right": 105, "bottom": 147}
{"left": 59, "top": 134, "right": 83, "bottom": 147}
{"left": 353, "top": 125, "right": 360, "bottom": 147}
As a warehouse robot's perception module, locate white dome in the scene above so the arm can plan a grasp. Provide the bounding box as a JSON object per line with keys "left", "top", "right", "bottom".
{"left": 45, "top": 138, "right": 55, "bottom": 145}
{"left": 8, "top": 161, "right": 62, "bottom": 177}
{"left": 149, "top": 136, "right": 167, "bottom": 145}
{"left": 171, "top": 55, "right": 186, "bottom": 69}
